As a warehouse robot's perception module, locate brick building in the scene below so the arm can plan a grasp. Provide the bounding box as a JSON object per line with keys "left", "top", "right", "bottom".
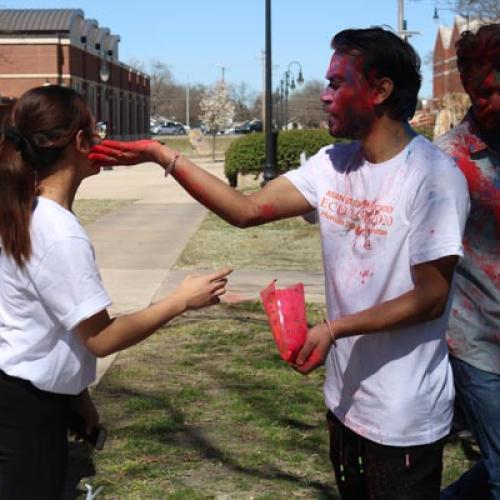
{"left": 0, "top": 8, "right": 150, "bottom": 139}
{"left": 431, "top": 16, "right": 492, "bottom": 136}
{"left": 432, "top": 15, "right": 485, "bottom": 103}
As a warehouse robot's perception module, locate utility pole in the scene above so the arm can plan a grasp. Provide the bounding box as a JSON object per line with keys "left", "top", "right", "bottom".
{"left": 261, "top": 50, "right": 266, "bottom": 124}
{"left": 216, "top": 64, "right": 226, "bottom": 83}
{"left": 262, "top": 0, "right": 277, "bottom": 184}
{"left": 397, "top": 0, "right": 419, "bottom": 40}
{"left": 185, "top": 78, "right": 190, "bottom": 128}
{"left": 398, "top": 0, "right": 405, "bottom": 37}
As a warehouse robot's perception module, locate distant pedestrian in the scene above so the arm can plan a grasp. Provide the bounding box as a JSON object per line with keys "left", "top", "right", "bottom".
{"left": 0, "top": 85, "right": 231, "bottom": 500}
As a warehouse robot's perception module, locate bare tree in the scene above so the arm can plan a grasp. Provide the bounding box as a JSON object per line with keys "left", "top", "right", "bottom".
{"left": 249, "top": 93, "right": 263, "bottom": 121}
{"left": 411, "top": 0, "right": 499, "bottom": 21}
{"left": 230, "top": 82, "right": 258, "bottom": 122}
{"left": 288, "top": 80, "right": 326, "bottom": 128}
{"left": 186, "top": 83, "right": 207, "bottom": 127}
{"left": 452, "top": 0, "right": 499, "bottom": 20}
{"left": 148, "top": 61, "right": 177, "bottom": 118}
{"left": 200, "top": 80, "right": 235, "bottom": 159}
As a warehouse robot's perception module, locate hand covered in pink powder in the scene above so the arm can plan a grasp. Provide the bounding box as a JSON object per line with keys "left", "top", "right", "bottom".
{"left": 292, "top": 322, "right": 333, "bottom": 375}
{"left": 88, "top": 139, "right": 162, "bottom": 167}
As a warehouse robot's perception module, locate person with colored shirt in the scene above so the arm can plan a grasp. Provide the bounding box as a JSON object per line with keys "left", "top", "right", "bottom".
{"left": 436, "top": 24, "right": 500, "bottom": 500}
{"left": 90, "top": 28, "right": 470, "bottom": 499}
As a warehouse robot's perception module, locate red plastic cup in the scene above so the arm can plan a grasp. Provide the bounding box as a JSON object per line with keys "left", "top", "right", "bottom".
{"left": 260, "top": 280, "right": 308, "bottom": 363}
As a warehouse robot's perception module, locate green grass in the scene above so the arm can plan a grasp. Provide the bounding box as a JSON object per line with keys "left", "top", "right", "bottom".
{"left": 85, "top": 302, "right": 476, "bottom": 498}
{"left": 90, "top": 302, "right": 336, "bottom": 498}
{"left": 73, "top": 199, "right": 135, "bottom": 227}
{"left": 175, "top": 212, "right": 323, "bottom": 271}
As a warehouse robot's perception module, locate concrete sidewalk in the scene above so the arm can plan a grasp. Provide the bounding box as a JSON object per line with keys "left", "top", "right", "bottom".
{"left": 77, "top": 158, "right": 325, "bottom": 384}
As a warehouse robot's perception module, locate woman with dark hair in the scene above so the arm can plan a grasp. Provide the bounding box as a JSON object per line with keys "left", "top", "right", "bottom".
{"left": 0, "top": 85, "right": 231, "bottom": 500}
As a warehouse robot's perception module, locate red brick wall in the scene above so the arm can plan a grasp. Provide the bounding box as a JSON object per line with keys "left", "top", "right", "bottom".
{"left": 433, "top": 21, "right": 466, "bottom": 101}
{"left": 0, "top": 39, "right": 150, "bottom": 138}
{"left": 0, "top": 44, "right": 59, "bottom": 76}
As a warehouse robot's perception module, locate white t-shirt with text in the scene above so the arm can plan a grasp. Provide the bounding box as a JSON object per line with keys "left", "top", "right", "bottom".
{"left": 0, "top": 197, "right": 111, "bottom": 395}
{"left": 285, "top": 135, "right": 470, "bottom": 446}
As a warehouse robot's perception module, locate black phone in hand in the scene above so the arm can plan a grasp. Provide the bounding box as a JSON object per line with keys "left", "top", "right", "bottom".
{"left": 68, "top": 411, "right": 107, "bottom": 450}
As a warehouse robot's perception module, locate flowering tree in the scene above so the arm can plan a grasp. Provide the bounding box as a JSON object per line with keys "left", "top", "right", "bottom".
{"left": 200, "top": 80, "right": 235, "bottom": 160}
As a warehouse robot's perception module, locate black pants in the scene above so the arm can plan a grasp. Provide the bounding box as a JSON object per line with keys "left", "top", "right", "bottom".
{"left": 327, "top": 411, "right": 445, "bottom": 500}
{"left": 0, "top": 370, "right": 71, "bottom": 500}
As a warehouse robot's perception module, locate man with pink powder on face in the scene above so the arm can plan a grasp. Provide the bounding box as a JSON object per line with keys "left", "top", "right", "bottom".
{"left": 436, "top": 24, "right": 500, "bottom": 500}
{"left": 90, "top": 27, "right": 469, "bottom": 499}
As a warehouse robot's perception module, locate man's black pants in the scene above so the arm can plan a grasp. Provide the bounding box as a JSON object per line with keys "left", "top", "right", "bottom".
{"left": 327, "top": 410, "right": 445, "bottom": 500}
{"left": 0, "top": 370, "right": 71, "bottom": 500}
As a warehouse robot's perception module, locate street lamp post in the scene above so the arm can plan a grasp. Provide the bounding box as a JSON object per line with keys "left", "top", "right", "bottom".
{"left": 281, "top": 61, "right": 304, "bottom": 130}
{"left": 99, "top": 59, "right": 110, "bottom": 121}
{"left": 99, "top": 59, "right": 112, "bottom": 169}
{"left": 433, "top": 5, "right": 469, "bottom": 29}
{"left": 262, "top": 0, "right": 277, "bottom": 184}
{"left": 279, "top": 79, "right": 285, "bottom": 129}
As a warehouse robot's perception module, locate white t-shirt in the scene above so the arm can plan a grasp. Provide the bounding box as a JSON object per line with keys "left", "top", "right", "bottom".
{"left": 285, "top": 135, "right": 470, "bottom": 446}
{"left": 0, "top": 197, "right": 111, "bottom": 395}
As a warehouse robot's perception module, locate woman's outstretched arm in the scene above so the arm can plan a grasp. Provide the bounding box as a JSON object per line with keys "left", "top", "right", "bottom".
{"left": 75, "top": 267, "right": 232, "bottom": 358}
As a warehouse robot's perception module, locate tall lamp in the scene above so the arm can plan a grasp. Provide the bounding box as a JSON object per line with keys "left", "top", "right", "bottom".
{"left": 262, "top": 0, "right": 276, "bottom": 184}
{"left": 99, "top": 59, "right": 112, "bottom": 170}
{"left": 281, "top": 61, "right": 304, "bottom": 130}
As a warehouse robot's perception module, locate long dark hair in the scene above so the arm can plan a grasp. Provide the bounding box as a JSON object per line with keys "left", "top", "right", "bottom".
{"left": 0, "top": 85, "right": 93, "bottom": 267}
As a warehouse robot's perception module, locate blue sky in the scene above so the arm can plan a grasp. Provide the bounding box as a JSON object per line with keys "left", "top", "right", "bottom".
{"left": 7, "top": 0, "right": 458, "bottom": 98}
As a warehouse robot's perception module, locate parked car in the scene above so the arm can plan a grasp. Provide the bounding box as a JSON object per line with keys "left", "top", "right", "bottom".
{"left": 228, "top": 119, "right": 263, "bottom": 134}
{"left": 247, "top": 119, "right": 263, "bottom": 132}
{"left": 155, "top": 121, "right": 187, "bottom": 136}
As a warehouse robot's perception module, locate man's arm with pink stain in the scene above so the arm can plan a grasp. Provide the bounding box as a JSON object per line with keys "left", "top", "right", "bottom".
{"left": 89, "top": 139, "right": 313, "bottom": 227}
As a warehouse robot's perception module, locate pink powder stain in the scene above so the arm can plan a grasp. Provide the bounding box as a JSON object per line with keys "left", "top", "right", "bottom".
{"left": 447, "top": 336, "right": 465, "bottom": 356}
{"left": 359, "top": 268, "right": 374, "bottom": 285}
{"left": 461, "top": 295, "right": 475, "bottom": 316}
{"left": 258, "top": 203, "right": 277, "bottom": 222}
{"left": 464, "top": 134, "right": 485, "bottom": 153}
{"left": 464, "top": 240, "right": 500, "bottom": 288}
{"left": 454, "top": 146, "right": 500, "bottom": 229}
{"left": 305, "top": 349, "right": 323, "bottom": 370}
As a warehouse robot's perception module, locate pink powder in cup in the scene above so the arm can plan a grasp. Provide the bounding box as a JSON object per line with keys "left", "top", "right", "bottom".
{"left": 260, "top": 280, "right": 308, "bottom": 363}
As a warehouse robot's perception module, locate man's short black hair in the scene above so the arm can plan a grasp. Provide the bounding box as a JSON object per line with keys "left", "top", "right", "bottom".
{"left": 456, "top": 23, "right": 500, "bottom": 89}
{"left": 331, "top": 27, "right": 422, "bottom": 121}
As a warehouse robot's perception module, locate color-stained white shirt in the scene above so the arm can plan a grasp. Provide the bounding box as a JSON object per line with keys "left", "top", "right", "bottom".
{"left": 285, "top": 135, "right": 470, "bottom": 446}
{"left": 0, "top": 197, "right": 111, "bottom": 395}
